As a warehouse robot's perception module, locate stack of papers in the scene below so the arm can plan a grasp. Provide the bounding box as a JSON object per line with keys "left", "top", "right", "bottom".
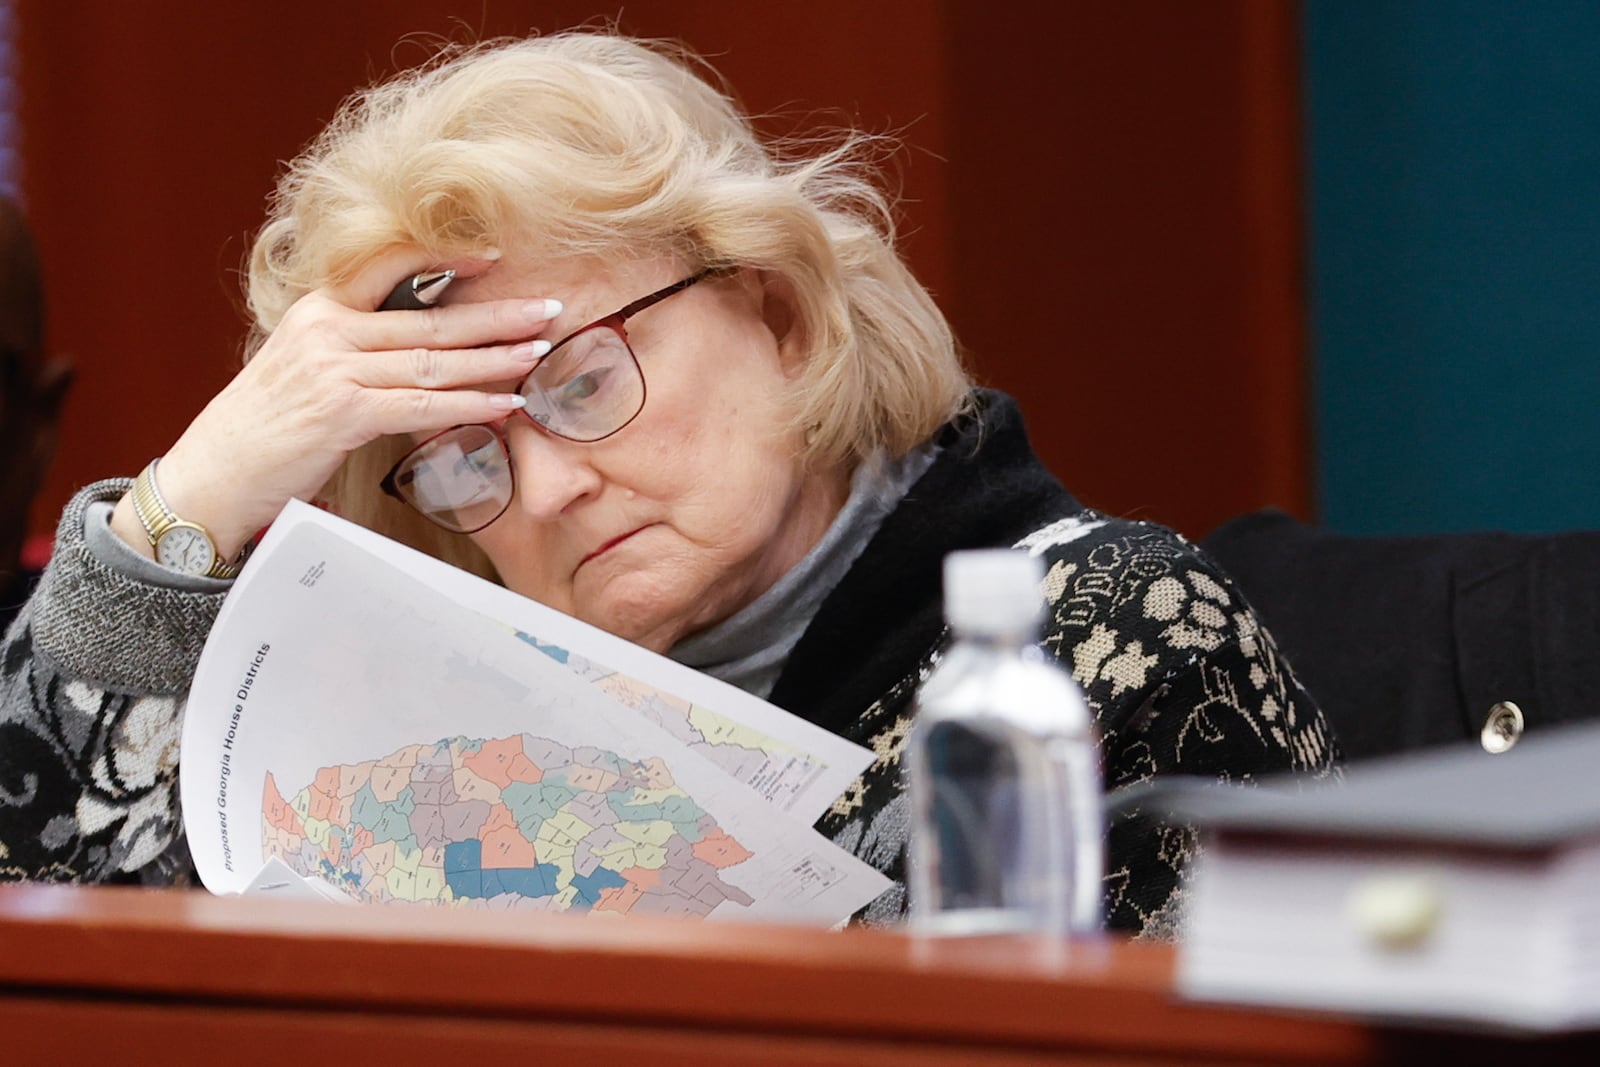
{"left": 180, "top": 501, "right": 891, "bottom": 925}
{"left": 1155, "top": 723, "right": 1600, "bottom": 1031}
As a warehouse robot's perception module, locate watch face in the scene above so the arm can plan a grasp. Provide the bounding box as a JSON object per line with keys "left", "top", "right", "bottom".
{"left": 156, "top": 524, "right": 218, "bottom": 575}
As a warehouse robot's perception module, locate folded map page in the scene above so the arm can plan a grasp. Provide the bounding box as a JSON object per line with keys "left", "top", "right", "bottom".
{"left": 509, "top": 634, "right": 826, "bottom": 815}
{"left": 284, "top": 501, "right": 870, "bottom": 822}
{"left": 180, "top": 503, "right": 892, "bottom": 926}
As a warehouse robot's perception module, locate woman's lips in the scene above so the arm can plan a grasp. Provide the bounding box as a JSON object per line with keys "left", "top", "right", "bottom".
{"left": 579, "top": 526, "right": 648, "bottom": 568}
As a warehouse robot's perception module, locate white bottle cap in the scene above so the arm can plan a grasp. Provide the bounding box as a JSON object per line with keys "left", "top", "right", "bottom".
{"left": 943, "top": 549, "right": 1045, "bottom": 635}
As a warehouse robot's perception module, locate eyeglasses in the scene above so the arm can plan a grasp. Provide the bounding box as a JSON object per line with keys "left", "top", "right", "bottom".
{"left": 379, "top": 268, "right": 716, "bottom": 533}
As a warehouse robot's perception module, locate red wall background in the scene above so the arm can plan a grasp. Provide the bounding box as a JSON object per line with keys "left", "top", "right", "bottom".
{"left": 14, "top": 0, "right": 1307, "bottom": 544}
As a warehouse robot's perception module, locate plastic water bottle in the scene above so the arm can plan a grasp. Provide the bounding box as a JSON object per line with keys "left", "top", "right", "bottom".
{"left": 908, "top": 549, "right": 1103, "bottom": 937}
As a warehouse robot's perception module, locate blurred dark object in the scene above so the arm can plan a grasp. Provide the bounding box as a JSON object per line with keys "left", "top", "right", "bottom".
{"left": 0, "top": 194, "right": 73, "bottom": 631}
{"left": 1203, "top": 509, "right": 1600, "bottom": 761}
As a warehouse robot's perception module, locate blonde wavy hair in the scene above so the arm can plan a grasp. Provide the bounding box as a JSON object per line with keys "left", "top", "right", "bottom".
{"left": 245, "top": 31, "right": 969, "bottom": 580}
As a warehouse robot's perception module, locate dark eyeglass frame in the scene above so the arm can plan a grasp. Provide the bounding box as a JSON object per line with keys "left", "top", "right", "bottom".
{"left": 379, "top": 267, "right": 722, "bottom": 533}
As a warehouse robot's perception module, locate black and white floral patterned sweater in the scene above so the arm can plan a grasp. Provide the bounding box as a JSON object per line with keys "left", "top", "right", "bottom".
{"left": 0, "top": 391, "right": 1338, "bottom": 936}
{"left": 769, "top": 391, "right": 1339, "bottom": 937}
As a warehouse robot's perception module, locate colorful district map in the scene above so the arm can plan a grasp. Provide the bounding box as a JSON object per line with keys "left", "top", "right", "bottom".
{"left": 516, "top": 634, "right": 789, "bottom": 782}
{"left": 261, "top": 735, "right": 757, "bottom": 916}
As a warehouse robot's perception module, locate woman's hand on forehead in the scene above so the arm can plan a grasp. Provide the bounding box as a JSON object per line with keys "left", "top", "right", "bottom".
{"left": 125, "top": 250, "right": 564, "bottom": 561}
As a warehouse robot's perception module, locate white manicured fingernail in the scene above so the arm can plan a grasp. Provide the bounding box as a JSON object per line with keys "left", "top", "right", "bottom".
{"left": 522, "top": 299, "right": 563, "bottom": 323}
{"left": 512, "top": 340, "right": 552, "bottom": 362}
{"left": 490, "top": 393, "right": 528, "bottom": 411}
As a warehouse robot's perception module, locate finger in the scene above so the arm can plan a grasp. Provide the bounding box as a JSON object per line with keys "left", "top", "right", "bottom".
{"left": 356, "top": 296, "right": 564, "bottom": 353}
{"left": 360, "top": 386, "right": 530, "bottom": 437}
{"left": 355, "top": 338, "right": 550, "bottom": 390}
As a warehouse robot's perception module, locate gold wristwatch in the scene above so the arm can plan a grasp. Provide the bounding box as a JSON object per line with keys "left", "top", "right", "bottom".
{"left": 130, "top": 459, "right": 245, "bottom": 579}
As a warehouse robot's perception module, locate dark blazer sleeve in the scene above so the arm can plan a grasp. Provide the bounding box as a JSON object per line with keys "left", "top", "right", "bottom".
{"left": 1201, "top": 509, "right": 1600, "bottom": 760}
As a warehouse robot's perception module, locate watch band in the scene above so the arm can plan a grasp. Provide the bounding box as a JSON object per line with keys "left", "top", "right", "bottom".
{"left": 130, "top": 459, "right": 245, "bottom": 579}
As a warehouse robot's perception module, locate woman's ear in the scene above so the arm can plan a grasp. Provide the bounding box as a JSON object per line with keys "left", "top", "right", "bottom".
{"left": 756, "top": 271, "right": 808, "bottom": 379}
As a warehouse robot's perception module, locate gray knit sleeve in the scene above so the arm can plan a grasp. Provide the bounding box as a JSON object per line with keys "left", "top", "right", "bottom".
{"left": 0, "top": 479, "right": 229, "bottom": 884}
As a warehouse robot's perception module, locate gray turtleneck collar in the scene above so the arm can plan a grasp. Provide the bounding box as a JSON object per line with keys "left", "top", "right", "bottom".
{"left": 667, "top": 444, "right": 937, "bottom": 699}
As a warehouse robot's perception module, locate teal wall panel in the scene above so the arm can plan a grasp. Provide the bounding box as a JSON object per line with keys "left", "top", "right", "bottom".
{"left": 1306, "top": 0, "right": 1600, "bottom": 534}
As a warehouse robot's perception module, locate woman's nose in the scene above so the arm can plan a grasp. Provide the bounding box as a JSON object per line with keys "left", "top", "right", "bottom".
{"left": 503, "top": 418, "right": 604, "bottom": 519}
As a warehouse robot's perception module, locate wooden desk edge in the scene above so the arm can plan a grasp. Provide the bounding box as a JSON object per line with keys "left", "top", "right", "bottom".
{"left": 0, "top": 883, "right": 1376, "bottom": 1062}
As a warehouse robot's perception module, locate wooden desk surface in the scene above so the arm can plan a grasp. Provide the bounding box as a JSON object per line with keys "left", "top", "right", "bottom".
{"left": 0, "top": 884, "right": 1590, "bottom": 1064}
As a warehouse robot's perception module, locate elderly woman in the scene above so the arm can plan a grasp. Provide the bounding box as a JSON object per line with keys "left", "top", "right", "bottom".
{"left": 0, "top": 31, "right": 1336, "bottom": 934}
